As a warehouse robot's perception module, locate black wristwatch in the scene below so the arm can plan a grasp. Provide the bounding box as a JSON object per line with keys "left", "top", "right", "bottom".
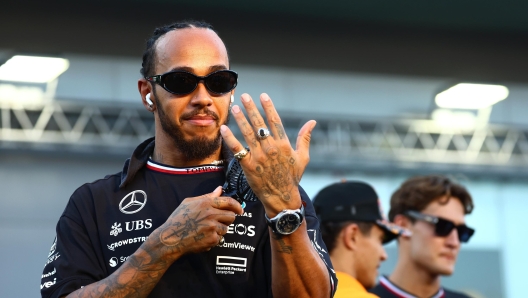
{"left": 265, "top": 203, "right": 305, "bottom": 235}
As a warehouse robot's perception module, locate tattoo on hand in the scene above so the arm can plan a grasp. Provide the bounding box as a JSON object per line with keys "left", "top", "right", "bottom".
{"left": 194, "top": 233, "right": 205, "bottom": 242}
{"left": 251, "top": 111, "right": 264, "bottom": 127}
{"left": 266, "top": 147, "right": 279, "bottom": 158}
{"left": 173, "top": 203, "right": 189, "bottom": 216}
{"left": 253, "top": 145, "right": 301, "bottom": 202}
{"left": 274, "top": 123, "right": 286, "bottom": 139}
{"left": 242, "top": 122, "right": 258, "bottom": 147}
{"left": 160, "top": 212, "right": 204, "bottom": 248}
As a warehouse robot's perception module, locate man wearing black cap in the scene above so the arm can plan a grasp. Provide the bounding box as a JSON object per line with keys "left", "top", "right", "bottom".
{"left": 314, "top": 181, "right": 403, "bottom": 298}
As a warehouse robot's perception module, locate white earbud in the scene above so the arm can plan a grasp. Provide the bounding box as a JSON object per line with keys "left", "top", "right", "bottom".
{"left": 146, "top": 93, "right": 153, "bottom": 106}
{"left": 230, "top": 94, "right": 234, "bottom": 104}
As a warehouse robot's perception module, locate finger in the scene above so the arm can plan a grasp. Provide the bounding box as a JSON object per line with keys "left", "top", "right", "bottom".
{"left": 240, "top": 93, "right": 269, "bottom": 134}
{"left": 220, "top": 124, "right": 253, "bottom": 163}
{"left": 230, "top": 104, "right": 260, "bottom": 149}
{"left": 215, "top": 223, "right": 229, "bottom": 236}
{"left": 209, "top": 194, "right": 244, "bottom": 215}
{"left": 206, "top": 210, "right": 237, "bottom": 226}
{"left": 210, "top": 186, "right": 223, "bottom": 197}
{"left": 296, "top": 120, "right": 317, "bottom": 162}
{"left": 260, "top": 93, "right": 289, "bottom": 143}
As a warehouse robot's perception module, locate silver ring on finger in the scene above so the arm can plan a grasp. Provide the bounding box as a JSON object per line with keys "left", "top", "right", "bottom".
{"left": 217, "top": 235, "right": 225, "bottom": 246}
{"left": 257, "top": 128, "right": 271, "bottom": 140}
{"left": 234, "top": 148, "right": 249, "bottom": 160}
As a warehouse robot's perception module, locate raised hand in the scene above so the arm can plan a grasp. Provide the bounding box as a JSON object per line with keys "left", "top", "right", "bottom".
{"left": 154, "top": 186, "right": 243, "bottom": 258}
{"left": 220, "top": 93, "right": 316, "bottom": 217}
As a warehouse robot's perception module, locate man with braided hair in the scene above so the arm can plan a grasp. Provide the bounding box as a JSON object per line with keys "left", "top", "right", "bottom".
{"left": 40, "top": 20, "right": 336, "bottom": 298}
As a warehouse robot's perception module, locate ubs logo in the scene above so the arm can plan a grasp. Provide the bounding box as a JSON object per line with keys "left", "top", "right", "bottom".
{"left": 227, "top": 223, "right": 255, "bottom": 237}
{"left": 120, "top": 190, "right": 147, "bottom": 214}
{"left": 125, "top": 219, "right": 153, "bottom": 231}
{"left": 109, "top": 219, "right": 153, "bottom": 237}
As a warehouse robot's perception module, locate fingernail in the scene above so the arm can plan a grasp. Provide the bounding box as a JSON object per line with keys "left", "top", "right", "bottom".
{"left": 220, "top": 125, "right": 227, "bottom": 132}
{"left": 262, "top": 94, "right": 270, "bottom": 102}
{"left": 241, "top": 95, "right": 250, "bottom": 103}
{"left": 232, "top": 105, "right": 240, "bottom": 113}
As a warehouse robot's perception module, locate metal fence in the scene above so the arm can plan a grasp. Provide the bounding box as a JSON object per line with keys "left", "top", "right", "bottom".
{"left": 2, "top": 100, "right": 527, "bottom": 176}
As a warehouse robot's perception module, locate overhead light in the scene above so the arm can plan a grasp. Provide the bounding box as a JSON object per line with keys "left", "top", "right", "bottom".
{"left": 0, "top": 55, "right": 70, "bottom": 83}
{"left": 431, "top": 109, "right": 476, "bottom": 129}
{"left": 435, "top": 83, "right": 509, "bottom": 109}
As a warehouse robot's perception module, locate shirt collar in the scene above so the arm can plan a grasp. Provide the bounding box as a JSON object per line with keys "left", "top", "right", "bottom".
{"left": 379, "top": 275, "right": 445, "bottom": 298}
{"left": 119, "top": 137, "right": 234, "bottom": 188}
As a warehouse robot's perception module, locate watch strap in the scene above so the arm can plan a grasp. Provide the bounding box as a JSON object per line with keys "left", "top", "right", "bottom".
{"left": 265, "top": 202, "right": 305, "bottom": 234}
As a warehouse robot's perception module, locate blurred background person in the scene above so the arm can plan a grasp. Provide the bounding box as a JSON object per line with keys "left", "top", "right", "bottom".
{"left": 314, "top": 181, "right": 403, "bottom": 298}
{"left": 370, "top": 175, "right": 475, "bottom": 298}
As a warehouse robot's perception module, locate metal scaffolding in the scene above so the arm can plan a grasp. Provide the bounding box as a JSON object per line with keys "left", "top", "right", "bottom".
{"left": 1, "top": 100, "right": 527, "bottom": 176}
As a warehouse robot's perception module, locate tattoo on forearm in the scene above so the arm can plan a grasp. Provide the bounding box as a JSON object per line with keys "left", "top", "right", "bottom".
{"left": 69, "top": 201, "right": 219, "bottom": 298}
{"left": 273, "top": 233, "right": 293, "bottom": 254}
{"left": 68, "top": 253, "right": 167, "bottom": 297}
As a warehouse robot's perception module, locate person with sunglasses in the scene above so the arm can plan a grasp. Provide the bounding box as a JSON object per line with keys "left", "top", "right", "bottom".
{"left": 370, "top": 175, "right": 475, "bottom": 298}
{"left": 40, "top": 20, "right": 336, "bottom": 298}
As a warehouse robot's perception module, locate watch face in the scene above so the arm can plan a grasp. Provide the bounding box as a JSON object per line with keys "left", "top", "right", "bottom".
{"left": 277, "top": 213, "right": 301, "bottom": 234}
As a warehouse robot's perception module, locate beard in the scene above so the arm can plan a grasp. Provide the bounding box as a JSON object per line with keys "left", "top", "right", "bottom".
{"left": 155, "top": 93, "right": 230, "bottom": 161}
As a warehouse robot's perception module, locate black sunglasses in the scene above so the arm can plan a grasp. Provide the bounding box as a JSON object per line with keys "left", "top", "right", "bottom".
{"left": 146, "top": 69, "right": 238, "bottom": 95}
{"left": 406, "top": 210, "right": 475, "bottom": 243}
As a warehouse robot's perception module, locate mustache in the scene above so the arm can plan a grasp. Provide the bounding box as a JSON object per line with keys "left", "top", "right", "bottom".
{"left": 180, "top": 108, "right": 219, "bottom": 121}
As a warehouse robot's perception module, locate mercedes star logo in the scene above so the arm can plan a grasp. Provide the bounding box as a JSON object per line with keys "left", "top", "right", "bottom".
{"left": 119, "top": 190, "right": 147, "bottom": 214}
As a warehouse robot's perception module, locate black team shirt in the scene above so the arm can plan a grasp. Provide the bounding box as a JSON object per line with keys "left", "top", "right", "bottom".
{"left": 40, "top": 138, "right": 337, "bottom": 298}
{"left": 370, "top": 275, "right": 471, "bottom": 298}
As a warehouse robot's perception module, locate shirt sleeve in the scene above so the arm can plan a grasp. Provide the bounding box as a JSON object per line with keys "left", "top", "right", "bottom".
{"left": 300, "top": 187, "right": 338, "bottom": 298}
{"left": 41, "top": 188, "right": 107, "bottom": 298}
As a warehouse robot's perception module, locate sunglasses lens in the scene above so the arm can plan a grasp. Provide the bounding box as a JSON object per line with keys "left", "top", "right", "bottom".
{"left": 163, "top": 72, "right": 197, "bottom": 94}
{"left": 435, "top": 218, "right": 455, "bottom": 237}
{"left": 205, "top": 71, "right": 237, "bottom": 94}
{"left": 457, "top": 226, "right": 475, "bottom": 243}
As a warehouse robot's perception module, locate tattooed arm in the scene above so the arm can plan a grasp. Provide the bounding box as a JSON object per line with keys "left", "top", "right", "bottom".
{"left": 269, "top": 221, "right": 330, "bottom": 298}
{"left": 220, "top": 93, "right": 331, "bottom": 298}
{"left": 66, "top": 187, "right": 242, "bottom": 298}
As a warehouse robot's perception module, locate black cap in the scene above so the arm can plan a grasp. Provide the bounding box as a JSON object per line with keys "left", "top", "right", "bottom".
{"left": 313, "top": 181, "right": 403, "bottom": 244}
